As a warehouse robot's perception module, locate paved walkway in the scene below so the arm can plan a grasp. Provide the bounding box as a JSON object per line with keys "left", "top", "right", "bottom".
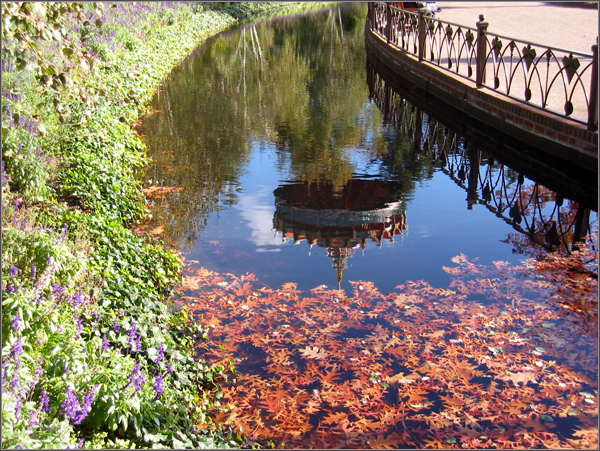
{"left": 432, "top": 2, "right": 598, "bottom": 122}
{"left": 436, "top": 1, "right": 598, "bottom": 54}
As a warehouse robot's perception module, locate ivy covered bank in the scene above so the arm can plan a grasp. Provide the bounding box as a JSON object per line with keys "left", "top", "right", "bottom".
{"left": 1, "top": 2, "right": 306, "bottom": 449}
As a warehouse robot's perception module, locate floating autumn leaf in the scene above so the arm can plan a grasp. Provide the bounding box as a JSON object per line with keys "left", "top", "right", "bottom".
{"left": 300, "top": 346, "right": 327, "bottom": 360}
{"left": 141, "top": 185, "right": 184, "bottom": 198}
{"left": 175, "top": 237, "right": 598, "bottom": 449}
{"left": 149, "top": 225, "right": 164, "bottom": 236}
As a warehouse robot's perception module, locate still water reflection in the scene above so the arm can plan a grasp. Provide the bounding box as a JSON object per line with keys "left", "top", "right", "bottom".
{"left": 137, "top": 3, "right": 597, "bottom": 447}
{"left": 138, "top": 3, "right": 597, "bottom": 294}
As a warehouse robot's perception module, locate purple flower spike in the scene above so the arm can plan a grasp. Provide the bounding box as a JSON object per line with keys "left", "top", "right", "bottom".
{"left": 40, "top": 388, "right": 51, "bottom": 412}
{"left": 113, "top": 318, "right": 120, "bottom": 333}
{"left": 10, "top": 266, "right": 18, "bottom": 277}
{"left": 156, "top": 343, "right": 165, "bottom": 365}
{"left": 10, "top": 314, "right": 20, "bottom": 331}
{"left": 154, "top": 372, "right": 165, "bottom": 399}
{"left": 31, "top": 265, "right": 37, "bottom": 281}
{"left": 12, "top": 338, "right": 23, "bottom": 359}
{"left": 102, "top": 334, "right": 110, "bottom": 352}
{"left": 128, "top": 321, "right": 137, "bottom": 346}
{"left": 72, "top": 291, "right": 84, "bottom": 307}
{"left": 61, "top": 385, "right": 98, "bottom": 425}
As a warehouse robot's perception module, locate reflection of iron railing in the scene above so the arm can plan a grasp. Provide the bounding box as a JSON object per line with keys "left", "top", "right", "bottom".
{"left": 367, "top": 2, "right": 598, "bottom": 129}
{"left": 368, "top": 67, "right": 595, "bottom": 255}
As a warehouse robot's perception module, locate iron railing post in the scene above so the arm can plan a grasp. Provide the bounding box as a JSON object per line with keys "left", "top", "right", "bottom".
{"left": 588, "top": 44, "right": 598, "bottom": 131}
{"left": 386, "top": 3, "right": 392, "bottom": 43}
{"left": 476, "top": 14, "right": 489, "bottom": 88}
{"left": 418, "top": 10, "right": 427, "bottom": 62}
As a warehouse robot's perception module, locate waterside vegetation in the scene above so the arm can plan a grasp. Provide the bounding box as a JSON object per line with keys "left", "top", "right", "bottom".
{"left": 1, "top": 2, "right": 309, "bottom": 448}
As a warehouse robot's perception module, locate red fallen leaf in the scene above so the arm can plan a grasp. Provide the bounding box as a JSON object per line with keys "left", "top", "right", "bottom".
{"left": 369, "top": 433, "right": 399, "bottom": 449}
{"left": 149, "top": 225, "right": 164, "bottom": 236}
{"left": 210, "top": 276, "right": 225, "bottom": 285}
{"left": 141, "top": 185, "right": 184, "bottom": 197}
{"left": 300, "top": 346, "right": 327, "bottom": 360}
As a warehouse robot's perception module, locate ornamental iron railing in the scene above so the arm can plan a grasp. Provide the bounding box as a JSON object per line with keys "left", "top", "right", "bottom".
{"left": 367, "top": 63, "right": 596, "bottom": 255}
{"left": 367, "top": 2, "right": 598, "bottom": 130}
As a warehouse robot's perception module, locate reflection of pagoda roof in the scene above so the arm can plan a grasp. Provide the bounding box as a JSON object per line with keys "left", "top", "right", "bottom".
{"left": 273, "top": 179, "right": 408, "bottom": 284}
{"left": 274, "top": 179, "right": 403, "bottom": 211}
{"left": 273, "top": 179, "right": 407, "bottom": 247}
{"left": 273, "top": 210, "right": 407, "bottom": 248}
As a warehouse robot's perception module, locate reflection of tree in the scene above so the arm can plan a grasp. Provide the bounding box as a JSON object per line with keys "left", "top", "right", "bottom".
{"left": 139, "top": 3, "right": 433, "bottom": 250}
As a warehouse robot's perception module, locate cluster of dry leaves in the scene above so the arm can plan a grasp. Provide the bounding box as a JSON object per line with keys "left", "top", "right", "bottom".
{"left": 176, "top": 242, "right": 598, "bottom": 449}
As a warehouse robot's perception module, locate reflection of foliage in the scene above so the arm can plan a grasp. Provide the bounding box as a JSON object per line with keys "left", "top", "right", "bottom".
{"left": 177, "top": 236, "right": 598, "bottom": 449}
{"left": 139, "top": 4, "right": 433, "bottom": 250}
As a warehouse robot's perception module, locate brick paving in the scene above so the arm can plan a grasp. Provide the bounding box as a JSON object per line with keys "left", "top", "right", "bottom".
{"left": 435, "top": 1, "right": 598, "bottom": 122}
{"left": 436, "top": 1, "right": 598, "bottom": 53}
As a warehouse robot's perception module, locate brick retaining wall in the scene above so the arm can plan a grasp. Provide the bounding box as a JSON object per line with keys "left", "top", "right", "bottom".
{"left": 365, "top": 26, "right": 598, "bottom": 172}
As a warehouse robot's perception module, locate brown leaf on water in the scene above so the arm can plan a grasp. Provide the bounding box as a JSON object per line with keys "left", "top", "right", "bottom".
{"left": 141, "top": 185, "right": 184, "bottom": 197}
{"left": 149, "top": 225, "right": 164, "bottom": 236}
{"left": 301, "top": 346, "right": 327, "bottom": 360}
{"left": 500, "top": 371, "right": 538, "bottom": 387}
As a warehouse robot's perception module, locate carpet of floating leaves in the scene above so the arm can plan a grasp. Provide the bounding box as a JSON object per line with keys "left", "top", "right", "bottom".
{"left": 177, "top": 247, "right": 598, "bottom": 449}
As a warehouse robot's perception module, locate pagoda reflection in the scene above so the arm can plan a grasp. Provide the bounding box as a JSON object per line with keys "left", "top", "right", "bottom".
{"left": 273, "top": 179, "right": 407, "bottom": 284}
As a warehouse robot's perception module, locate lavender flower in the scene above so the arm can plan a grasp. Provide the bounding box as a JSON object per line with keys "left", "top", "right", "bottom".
{"left": 166, "top": 364, "right": 173, "bottom": 374}
{"left": 61, "top": 385, "right": 98, "bottom": 425}
{"left": 102, "top": 334, "right": 110, "bottom": 352}
{"left": 31, "top": 265, "right": 38, "bottom": 281}
{"left": 61, "top": 385, "right": 80, "bottom": 423}
{"left": 40, "top": 388, "right": 51, "bottom": 412}
{"left": 12, "top": 338, "right": 23, "bottom": 359}
{"left": 153, "top": 372, "right": 165, "bottom": 399}
{"left": 76, "top": 318, "right": 83, "bottom": 334}
{"left": 128, "top": 362, "right": 146, "bottom": 393}
{"left": 10, "top": 266, "right": 18, "bottom": 277}
{"left": 29, "top": 409, "right": 39, "bottom": 429}
{"left": 15, "top": 396, "right": 23, "bottom": 419}
{"left": 113, "top": 318, "right": 120, "bottom": 333}
{"left": 52, "top": 284, "right": 65, "bottom": 300}
{"left": 32, "top": 356, "right": 44, "bottom": 387}
{"left": 10, "top": 314, "right": 20, "bottom": 331}
{"left": 128, "top": 321, "right": 137, "bottom": 347}
{"left": 72, "top": 291, "right": 84, "bottom": 307}
{"left": 156, "top": 343, "right": 165, "bottom": 365}
{"left": 64, "top": 364, "right": 70, "bottom": 376}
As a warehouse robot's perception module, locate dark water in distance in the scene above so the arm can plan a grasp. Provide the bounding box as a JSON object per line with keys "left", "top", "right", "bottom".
{"left": 137, "top": 2, "right": 597, "bottom": 295}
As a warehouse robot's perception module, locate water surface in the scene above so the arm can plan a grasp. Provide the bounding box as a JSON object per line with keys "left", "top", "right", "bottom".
{"left": 138, "top": 4, "right": 598, "bottom": 448}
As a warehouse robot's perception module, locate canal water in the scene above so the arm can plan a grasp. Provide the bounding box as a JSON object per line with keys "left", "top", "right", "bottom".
{"left": 138, "top": 3, "right": 598, "bottom": 448}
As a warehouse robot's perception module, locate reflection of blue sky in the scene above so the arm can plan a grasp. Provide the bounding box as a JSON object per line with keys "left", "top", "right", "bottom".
{"left": 235, "top": 186, "right": 281, "bottom": 252}
{"left": 233, "top": 141, "right": 282, "bottom": 251}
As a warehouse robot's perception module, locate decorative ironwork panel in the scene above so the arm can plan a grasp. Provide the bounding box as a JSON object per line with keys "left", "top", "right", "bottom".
{"left": 367, "top": 65, "right": 595, "bottom": 254}
{"left": 367, "top": 2, "right": 596, "bottom": 124}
